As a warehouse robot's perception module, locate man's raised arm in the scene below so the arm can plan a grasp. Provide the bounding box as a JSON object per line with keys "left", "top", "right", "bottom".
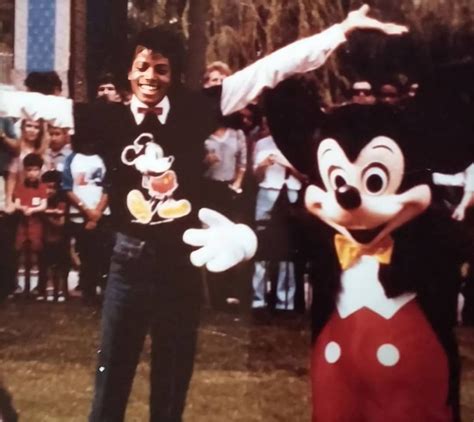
{"left": 220, "top": 4, "right": 407, "bottom": 115}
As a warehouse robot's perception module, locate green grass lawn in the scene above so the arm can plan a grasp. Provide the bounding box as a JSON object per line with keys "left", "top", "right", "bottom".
{"left": 0, "top": 301, "right": 472, "bottom": 421}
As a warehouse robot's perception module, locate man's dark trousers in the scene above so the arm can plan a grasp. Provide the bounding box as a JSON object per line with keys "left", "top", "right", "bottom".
{"left": 89, "top": 232, "right": 201, "bottom": 422}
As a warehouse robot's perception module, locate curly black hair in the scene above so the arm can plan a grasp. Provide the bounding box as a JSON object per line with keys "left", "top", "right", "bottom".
{"left": 130, "top": 23, "right": 186, "bottom": 85}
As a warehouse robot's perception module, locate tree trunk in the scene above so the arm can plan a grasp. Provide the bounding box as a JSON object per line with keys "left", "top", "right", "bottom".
{"left": 186, "top": 0, "right": 210, "bottom": 90}
{"left": 71, "top": 0, "right": 87, "bottom": 101}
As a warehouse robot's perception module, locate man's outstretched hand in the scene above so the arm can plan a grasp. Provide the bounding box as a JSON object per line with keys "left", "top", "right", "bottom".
{"left": 341, "top": 4, "right": 408, "bottom": 36}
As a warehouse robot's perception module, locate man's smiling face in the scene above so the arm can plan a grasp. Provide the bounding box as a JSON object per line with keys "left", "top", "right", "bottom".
{"left": 128, "top": 47, "right": 171, "bottom": 106}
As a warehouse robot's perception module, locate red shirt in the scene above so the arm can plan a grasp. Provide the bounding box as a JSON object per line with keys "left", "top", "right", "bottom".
{"left": 14, "top": 182, "right": 48, "bottom": 207}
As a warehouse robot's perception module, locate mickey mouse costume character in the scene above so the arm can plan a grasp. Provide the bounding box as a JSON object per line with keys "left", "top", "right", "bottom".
{"left": 191, "top": 81, "right": 466, "bottom": 419}
{"left": 285, "top": 103, "right": 462, "bottom": 422}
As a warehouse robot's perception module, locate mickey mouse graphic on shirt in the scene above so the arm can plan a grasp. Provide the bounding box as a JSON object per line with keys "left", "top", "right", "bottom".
{"left": 121, "top": 133, "right": 191, "bottom": 224}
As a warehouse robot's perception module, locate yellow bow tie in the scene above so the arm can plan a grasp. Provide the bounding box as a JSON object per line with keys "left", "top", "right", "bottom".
{"left": 334, "top": 234, "right": 394, "bottom": 271}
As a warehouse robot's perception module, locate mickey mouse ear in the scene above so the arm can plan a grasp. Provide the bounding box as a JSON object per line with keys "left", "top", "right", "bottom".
{"left": 135, "top": 133, "right": 155, "bottom": 146}
{"left": 263, "top": 75, "right": 323, "bottom": 179}
{"left": 320, "top": 103, "right": 403, "bottom": 161}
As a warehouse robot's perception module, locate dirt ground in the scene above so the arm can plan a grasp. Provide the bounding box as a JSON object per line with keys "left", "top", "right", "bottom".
{"left": 0, "top": 301, "right": 473, "bottom": 421}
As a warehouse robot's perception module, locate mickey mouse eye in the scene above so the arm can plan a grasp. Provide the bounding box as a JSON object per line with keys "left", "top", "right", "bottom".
{"left": 362, "top": 164, "right": 389, "bottom": 195}
{"left": 328, "top": 167, "right": 348, "bottom": 190}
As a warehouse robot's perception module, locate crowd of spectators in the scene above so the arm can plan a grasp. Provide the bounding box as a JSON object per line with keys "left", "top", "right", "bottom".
{"left": 0, "top": 67, "right": 473, "bottom": 324}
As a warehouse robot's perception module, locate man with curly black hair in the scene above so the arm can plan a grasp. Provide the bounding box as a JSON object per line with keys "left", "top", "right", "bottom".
{"left": 81, "top": 9, "right": 407, "bottom": 422}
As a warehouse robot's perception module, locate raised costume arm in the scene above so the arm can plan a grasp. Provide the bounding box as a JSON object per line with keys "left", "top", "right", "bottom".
{"left": 0, "top": 91, "right": 73, "bottom": 129}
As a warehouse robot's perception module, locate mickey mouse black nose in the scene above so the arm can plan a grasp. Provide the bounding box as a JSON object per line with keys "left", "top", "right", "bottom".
{"left": 336, "top": 185, "right": 361, "bottom": 210}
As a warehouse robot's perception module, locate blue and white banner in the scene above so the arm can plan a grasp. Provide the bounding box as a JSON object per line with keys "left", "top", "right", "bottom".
{"left": 13, "top": 0, "right": 71, "bottom": 93}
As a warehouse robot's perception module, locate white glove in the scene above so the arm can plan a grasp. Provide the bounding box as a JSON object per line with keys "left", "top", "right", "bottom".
{"left": 432, "top": 171, "right": 465, "bottom": 187}
{"left": 183, "top": 208, "right": 257, "bottom": 272}
{"left": 464, "top": 163, "right": 474, "bottom": 192}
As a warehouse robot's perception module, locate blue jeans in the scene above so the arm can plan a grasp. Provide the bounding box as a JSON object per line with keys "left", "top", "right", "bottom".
{"left": 252, "top": 260, "right": 296, "bottom": 310}
{"left": 89, "top": 232, "right": 201, "bottom": 422}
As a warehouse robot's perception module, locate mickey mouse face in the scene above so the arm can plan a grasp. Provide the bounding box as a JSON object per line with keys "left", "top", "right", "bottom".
{"left": 319, "top": 136, "right": 404, "bottom": 201}
{"left": 305, "top": 135, "right": 431, "bottom": 245}
{"left": 121, "top": 133, "right": 175, "bottom": 175}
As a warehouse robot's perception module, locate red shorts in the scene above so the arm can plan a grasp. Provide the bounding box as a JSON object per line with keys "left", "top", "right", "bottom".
{"left": 15, "top": 216, "right": 43, "bottom": 253}
{"left": 311, "top": 302, "right": 451, "bottom": 422}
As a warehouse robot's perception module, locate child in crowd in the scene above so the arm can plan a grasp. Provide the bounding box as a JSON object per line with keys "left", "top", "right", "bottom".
{"left": 6, "top": 119, "right": 46, "bottom": 212}
{"left": 32, "top": 125, "right": 71, "bottom": 299}
{"left": 44, "top": 125, "right": 72, "bottom": 173}
{"left": 36, "top": 170, "right": 69, "bottom": 302}
{"left": 62, "top": 138, "right": 110, "bottom": 303}
{"left": 13, "top": 153, "right": 47, "bottom": 294}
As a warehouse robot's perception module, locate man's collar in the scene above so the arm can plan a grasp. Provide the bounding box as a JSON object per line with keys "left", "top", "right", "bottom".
{"left": 130, "top": 95, "right": 170, "bottom": 125}
{"left": 49, "top": 143, "right": 72, "bottom": 157}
